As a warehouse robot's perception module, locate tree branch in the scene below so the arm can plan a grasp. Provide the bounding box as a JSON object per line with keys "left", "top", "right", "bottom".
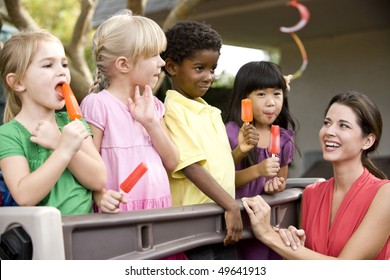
{"left": 64, "top": 0, "right": 96, "bottom": 99}
{"left": 69, "top": 0, "right": 95, "bottom": 50}
{"left": 4, "top": 0, "right": 40, "bottom": 30}
{"left": 127, "top": 0, "right": 147, "bottom": 15}
{"left": 163, "top": 0, "right": 209, "bottom": 30}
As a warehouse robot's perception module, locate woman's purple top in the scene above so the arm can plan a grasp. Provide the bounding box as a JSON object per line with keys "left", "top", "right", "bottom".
{"left": 225, "top": 121, "right": 295, "bottom": 260}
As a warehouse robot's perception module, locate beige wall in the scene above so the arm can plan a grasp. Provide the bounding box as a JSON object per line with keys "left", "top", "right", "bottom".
{"left": 280, "top": 28, "right": 390, "bottom": 177}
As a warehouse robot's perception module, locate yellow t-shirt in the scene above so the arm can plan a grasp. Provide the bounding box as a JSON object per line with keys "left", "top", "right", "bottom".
{"left": 164, "top": 90, "right": 235, "bottom": 206}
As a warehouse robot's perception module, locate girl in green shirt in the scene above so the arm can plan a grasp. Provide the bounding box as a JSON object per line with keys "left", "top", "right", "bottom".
{"left": 0, "top": 30, "right": 106, "bottom": 215}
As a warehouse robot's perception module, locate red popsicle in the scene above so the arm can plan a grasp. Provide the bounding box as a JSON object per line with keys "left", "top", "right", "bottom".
{"left": 241, "top": 98, "right": 253, "bottom": 123}
{"left": 61, "top": 82, "right": 82, "bottom": 120}
{"left": 268, "top": 125, "right": 280, "bottom": 157}
{"left": 120, "top": 163, "right": 148, "bottom": 193}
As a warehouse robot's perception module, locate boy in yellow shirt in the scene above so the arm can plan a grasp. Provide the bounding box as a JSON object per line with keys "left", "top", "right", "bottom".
{"left": 161, "top": 21, "right": 243, "bottom": 260}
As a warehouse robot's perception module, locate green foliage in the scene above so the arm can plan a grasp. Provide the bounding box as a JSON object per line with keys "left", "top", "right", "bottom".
{"left": 212, "top": 71, "right": 235, "bottom": 88}
{"left": 22, "top": 0, "right": 80, "bottom": 42}
{"left": 22, "top": 0, "right": 96, "bottom": 72}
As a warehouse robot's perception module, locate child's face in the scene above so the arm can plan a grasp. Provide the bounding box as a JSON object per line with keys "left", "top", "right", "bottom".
{"left": 132, "top": 54, "right": 166, "bottom": 89}
{"left": 247, "top": 88, "right": 284, "bottom": 127}
{"left": 170, "top": 49, "right": 219, "bottom": 99}
{"left": 20, "top": 40, "right": 70, "bottom": 111}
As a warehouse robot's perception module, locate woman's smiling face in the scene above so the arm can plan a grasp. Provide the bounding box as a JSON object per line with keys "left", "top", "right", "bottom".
{"left": 319, "top": 103, "right": 370, "bottom": 164}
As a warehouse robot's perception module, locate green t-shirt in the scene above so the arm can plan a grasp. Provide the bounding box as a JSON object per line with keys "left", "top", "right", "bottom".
{"left": 0, "top": 112, "right": 92, "bottom": 215}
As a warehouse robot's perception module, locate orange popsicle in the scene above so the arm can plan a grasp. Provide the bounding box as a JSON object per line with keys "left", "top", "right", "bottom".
{"left": 268, "top": 125, "right": 280, "bottom": 157}
{"left": 241, "top": 98, "right": 253, "bottom": 123}
{"left": 61, "top": 82, "right": 82, "bottom": 120}
{"left": 120, "top": 163, "right": 148, "bottom": 193}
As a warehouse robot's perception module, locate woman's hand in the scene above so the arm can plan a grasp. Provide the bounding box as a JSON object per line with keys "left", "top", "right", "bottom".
{"left": 241, "top": 195, "right": 273, "bottom": 240}
{"left": 274, "top": 226, "right": 306, "bottom": 251}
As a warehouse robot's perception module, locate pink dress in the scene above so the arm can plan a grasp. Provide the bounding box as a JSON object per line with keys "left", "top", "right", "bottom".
{"left": 302, "top": 168, "right": 390, "bottom": 259}
{"left": 81, "top": 90, "right": 187, "bottom": 260}
{"left": 81, "top": 90, "right": 171, "bottom": 210}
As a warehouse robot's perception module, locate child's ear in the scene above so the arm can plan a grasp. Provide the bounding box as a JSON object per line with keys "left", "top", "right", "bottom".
{"left": 6, "top": 73, "right": 26, "bottom": 92}
{"left": 115, "top": 56, "right": 130, "bottom": 73}
{"left": 164, "top": 58, "right": 177, "bottom": 76}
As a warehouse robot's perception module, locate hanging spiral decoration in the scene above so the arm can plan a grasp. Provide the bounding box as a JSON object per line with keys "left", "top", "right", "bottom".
{"left": 280, "top": 0, "right": 310, "bottom": 79}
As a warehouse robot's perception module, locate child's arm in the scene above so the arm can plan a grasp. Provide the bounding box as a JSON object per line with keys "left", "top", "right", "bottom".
{"left": 87, "top": 123, "right": 104, "bottom": 152}
{"left": 66, "top": 134, "right": 106, "bottom": 191}
{"left": 143, "top": 118, "right": 179, "bottom": 172}
{"left": 182, "top": 163, "right": 243, "bottom": 244}
{"left": 1, "top": 120, "right": 92, "bottom": 206}
{"left": 31, "top": 119, "right": 106, "bottom": 192}
{"left": 235, "top": 157, "right": 280, "bottom": 188}
{"left": 243, "top": 185, "right": 390, "bottom": 259}
{"left": 65, "top": 120, "right": 105, "bottom": 191}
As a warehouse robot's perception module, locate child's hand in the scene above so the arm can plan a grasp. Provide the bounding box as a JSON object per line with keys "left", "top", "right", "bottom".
{"left": 128, "top": 85, "right": 157, "bottom": 128}
{"left": 264, "top": 177, "right": 285, "bottom": 194}
{"left": 99, "top": 189, "right": 127, "bottom": 214}
{"left": 30, "top": 120, "right": 61, "bottom": 150}
{"left": 223, "top": 203, "right": 243, "bottom": 245}
{"left": 256, "top": 157, "right": 280, "bottom": 177}
{"left": 59, "top": 119, "right": 89, "bottom": 154}
{"left": 238, "top": 123, "right": 259, "bottom": 154}
{"left": 274, "top": 226, "right": 306, "bottom": 251}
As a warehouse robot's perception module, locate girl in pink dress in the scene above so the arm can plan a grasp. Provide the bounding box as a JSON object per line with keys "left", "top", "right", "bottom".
{"left": 80, "top": 10, "right": 186, "bottom": 259}
{"left": 242, "top": 91, "right": 390, "bottom": 259}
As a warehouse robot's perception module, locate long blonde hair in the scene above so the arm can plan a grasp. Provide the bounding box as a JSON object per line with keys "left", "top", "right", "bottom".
{"left": 0, "top": 29, "right": 61, "bottom": 123}
{"left": 90, "top": 9, "right": 166, "bottom": 93}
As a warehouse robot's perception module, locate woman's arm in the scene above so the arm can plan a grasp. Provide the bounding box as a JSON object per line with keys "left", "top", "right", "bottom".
{"left": 243, "top": 186, "right": 390, "bottom": 259}
{"left": 242, "top": 195, "right": 336, "bottom": 259}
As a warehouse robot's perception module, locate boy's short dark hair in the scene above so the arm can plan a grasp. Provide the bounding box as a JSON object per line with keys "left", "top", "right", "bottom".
{"left": 161, "top": 20, "right": 222, "bottom": 72}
